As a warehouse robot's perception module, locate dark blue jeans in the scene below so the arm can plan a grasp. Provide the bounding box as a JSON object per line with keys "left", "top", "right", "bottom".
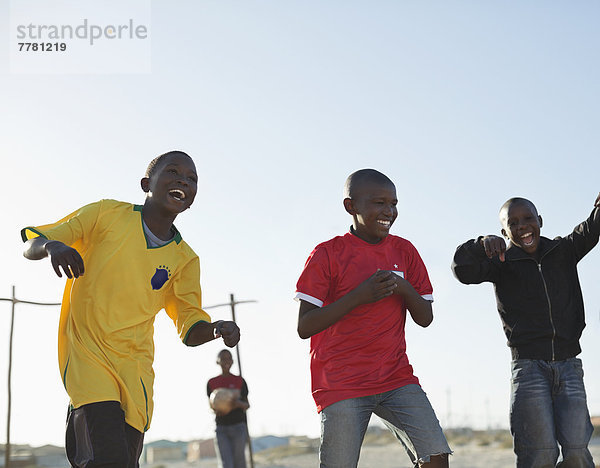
{"left": 510, "top": 358, "right": 594, "bottom": 468}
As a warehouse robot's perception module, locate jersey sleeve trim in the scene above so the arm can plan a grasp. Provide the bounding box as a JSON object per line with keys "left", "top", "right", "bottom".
{"left": 294, "top": 292, "right": 324, "bottom": 307}
{"left": 422, "top": 294, "right": 434, "bottom": 302}
{"left": 183, "top": 319, "right": 210, "bottom": 345}
{"left": 21, "top": 227, "right": 48, "bottom": 242}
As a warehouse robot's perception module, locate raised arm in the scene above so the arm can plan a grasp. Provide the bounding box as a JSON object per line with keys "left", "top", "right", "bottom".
{"left": 297, "top": 270, "right": 397, "bottom": 339}
{"left": 569, "top": 193, "right": 600, "bottom": 261}
{"left": 23, "top": 238, "right": 85, "bottom": 279}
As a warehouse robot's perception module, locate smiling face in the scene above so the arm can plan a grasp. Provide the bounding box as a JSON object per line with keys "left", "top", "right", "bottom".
{"left": 500, "top": 199, "right": 543, "bottom": 255}
{"left": 344, "top": 179, "right": 398, "bottom": 244}
{"left": 141, "top": 152, "right": 198, "bottom": 215}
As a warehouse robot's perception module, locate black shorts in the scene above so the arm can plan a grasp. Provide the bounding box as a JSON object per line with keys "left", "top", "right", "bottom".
{"left": 66, "top": 401, "right": 144, "bottom": 468}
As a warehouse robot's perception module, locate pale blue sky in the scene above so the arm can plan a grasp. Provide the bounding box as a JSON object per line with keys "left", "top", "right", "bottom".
{"left": 1, "top": 1, "right": 599, "bottom": 446}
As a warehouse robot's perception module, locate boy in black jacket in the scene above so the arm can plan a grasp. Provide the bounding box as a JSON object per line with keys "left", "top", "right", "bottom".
{"left": 452, "top": 194, "right": 600, "bottom": 468}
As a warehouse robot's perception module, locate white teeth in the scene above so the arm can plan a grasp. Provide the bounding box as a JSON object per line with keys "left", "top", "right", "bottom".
{"left": 378, "top": 220, "right": 390, "bottom": 226}
{"left": 169, "top": 189, "right": 185, "bottom": 200}
{"left": 521, "top": 233, "right": 534, "bottom": 245}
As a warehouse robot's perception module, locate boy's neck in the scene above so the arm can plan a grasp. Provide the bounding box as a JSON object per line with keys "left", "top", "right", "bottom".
{"left": 349, "top": 226, "right": 386, "bottom": 244}
{"left": 142, "top": 202, "right": 177, "bottom": 241}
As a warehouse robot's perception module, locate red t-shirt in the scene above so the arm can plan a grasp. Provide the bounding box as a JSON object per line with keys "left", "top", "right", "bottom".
{"left": 295, "top": 232, "right": 434, "bottom": 412}
{"left": 207, "top": 374, "right": 248, "bottom": 425}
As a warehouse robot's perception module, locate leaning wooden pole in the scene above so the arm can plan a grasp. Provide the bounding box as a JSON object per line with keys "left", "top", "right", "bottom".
{"left": 229, "top": 294, "right": 254, "bottom": 468}
{"left": 1, "top": 286, "right": 61, "bottom": 468}
{"left": 5, "top": 286, "right": 16, "bottom": 468}
{"left": 205, "top": 295, "right": 256, "bottom": 468}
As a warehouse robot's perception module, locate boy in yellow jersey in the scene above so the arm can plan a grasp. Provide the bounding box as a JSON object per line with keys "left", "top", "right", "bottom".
{"left": 22, "top": 151, "right": 240, "bottom": 468}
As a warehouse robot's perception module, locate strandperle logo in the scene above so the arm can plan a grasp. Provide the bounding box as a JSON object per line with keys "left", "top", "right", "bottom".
{"left": 16, "top": 19, "right": 149, "bottom": 46}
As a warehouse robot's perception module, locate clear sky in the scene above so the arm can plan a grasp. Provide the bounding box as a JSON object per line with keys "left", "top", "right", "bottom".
{"left": 1, "top": 1, "right": 599, "bottom": 447}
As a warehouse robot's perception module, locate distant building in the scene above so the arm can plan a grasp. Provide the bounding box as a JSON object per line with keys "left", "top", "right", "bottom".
{"left": 187, "top": 439, "right": 217, "bottom": 461}
{"left": 0, "top": 445, "right": 34, "bottom": 468}
{"left": 0, "top": 444, "right": 67, "bottom": 468}
{"left": 252, "top": 435, "right": 290, "bottom": 452}
{"left": 33, "top": 445, "right": 69, "bottom": 467}
{"left": 142, "top": 440, "right": 188, "bottom": 464}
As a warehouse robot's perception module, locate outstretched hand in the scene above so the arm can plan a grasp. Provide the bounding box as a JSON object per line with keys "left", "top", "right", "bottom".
{"left": 354, "top": 270, "right": 397, "bottom": 305}
{"left": 45, "top": 241, "right": 85, "bottom": 278}
{"left": 214, "top": 320, "right": 240, "bottom": 347}
{"left": 480, "top": 235, "right": 507, "bottom": 262}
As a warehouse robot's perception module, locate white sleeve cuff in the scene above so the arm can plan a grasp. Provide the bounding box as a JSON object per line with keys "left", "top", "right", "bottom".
{"left": 422, "top": 294, "right": 434, "bottom": 302}
{"left": 294, "top": 292, "right": 324, "bottom": 307}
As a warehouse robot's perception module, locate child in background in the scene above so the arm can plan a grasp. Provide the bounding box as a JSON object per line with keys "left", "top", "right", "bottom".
{"left": 207, "top": 349, "right": 250, "bottom": 468}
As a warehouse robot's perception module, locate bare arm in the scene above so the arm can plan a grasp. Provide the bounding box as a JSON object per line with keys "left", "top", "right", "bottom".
{"left": 393, "top": 276, "right": 433, "bottom": 327}
{"left": 297, "top": 270, "right": 397, "bottom": 339}
{"left": 186, "top": 320, "right": 240, "bottom": 347}
{"left": 23, "top": 238, "right": 85, "bottom": 278}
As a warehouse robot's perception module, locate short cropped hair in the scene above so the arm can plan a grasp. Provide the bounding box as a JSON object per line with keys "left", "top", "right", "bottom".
{"left": 344, "top": 168, "right": 394, "bottom": 198}
{"left": 145, "top": 150, "right": 192, "bottom": 178}
{"left": 499, "top": 197, "right": 538, "bottom": 218}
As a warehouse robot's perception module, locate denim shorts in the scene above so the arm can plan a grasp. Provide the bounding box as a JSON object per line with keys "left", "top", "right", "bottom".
{"left": 510, "top": 358, "right": 594, "bottom": 467}
{"left": 320, "top": 384, "right": 451, "bottom": 468}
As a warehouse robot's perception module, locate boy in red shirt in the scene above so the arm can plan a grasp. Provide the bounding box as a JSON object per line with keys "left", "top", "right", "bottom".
{"left": 295, "top": 169, "right": 450, "bottom": 467}
{"left": 207, "top": 350, "right": 250, "bottom": 468}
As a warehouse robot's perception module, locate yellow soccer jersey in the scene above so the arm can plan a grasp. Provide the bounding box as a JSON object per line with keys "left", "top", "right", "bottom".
{"left": 21, "top": 199, "right": 211, "bottom": 432}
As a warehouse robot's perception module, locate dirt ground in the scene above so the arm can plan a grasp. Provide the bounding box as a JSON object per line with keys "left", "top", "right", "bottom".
{"left": 148, "top": 435, "right": 600, "bottom": 468}
{"left": 253, "top": 440, "right": 600, "bottom": 468}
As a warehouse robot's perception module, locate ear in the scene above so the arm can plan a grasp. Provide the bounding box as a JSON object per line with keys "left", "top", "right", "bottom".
{"left": 343, "top": 198, "right": 355, "bottom": 215}
{"left": 140, "top": 177, "right": 150, "bottom": 193}
{"left": 538, "top": 215, "right": 543, "bottom": 228}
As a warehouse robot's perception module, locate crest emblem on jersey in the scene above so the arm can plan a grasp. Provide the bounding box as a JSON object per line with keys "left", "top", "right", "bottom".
{"left": 151, "top": 265, "right": 171, "bottom": 290}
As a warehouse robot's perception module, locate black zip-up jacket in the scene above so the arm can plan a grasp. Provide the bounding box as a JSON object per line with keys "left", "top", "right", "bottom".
{"left": 451, "top": 207, "right": 600, "bottom": 361}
